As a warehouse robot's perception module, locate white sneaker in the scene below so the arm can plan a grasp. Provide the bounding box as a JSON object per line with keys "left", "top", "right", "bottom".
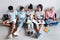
{"left": 14, "top": 31, "right": 19, "bottom": 36}
{"left": 8, "top": 34, "right": 13, "bottom": 39}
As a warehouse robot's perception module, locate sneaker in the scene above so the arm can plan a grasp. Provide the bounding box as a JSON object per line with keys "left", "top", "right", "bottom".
{"left": 8, "top": 34, "right": 13, "bottom": 39}
{"left": 27, "top": 31, "right": 31, "bottom": 36}
{"left": 13, "top": 31, "right": 19, "bottom": 37}
{"left": 36, "top": 32, "right": 41, "bottom": 38}
{"left": 13, "top": 28, "right": 20, "bottom": 37}
{"left": 31, "top": 31, "right": 33, "bottom": 35}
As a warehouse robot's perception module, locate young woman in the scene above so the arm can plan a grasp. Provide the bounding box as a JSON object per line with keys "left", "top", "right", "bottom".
{"left": 45, "top": 7, "right": 56, "bottom": 26}
{"left": 26, "top": 4, "right": 35, "bottom": 36}
{"left": 33, "top": 4, "right": 45, "bottom": 38}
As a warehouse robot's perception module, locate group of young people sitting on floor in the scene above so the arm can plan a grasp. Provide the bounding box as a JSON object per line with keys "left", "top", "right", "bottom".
{"left": 2, "top": 4, "right": 58, "bottom": 38}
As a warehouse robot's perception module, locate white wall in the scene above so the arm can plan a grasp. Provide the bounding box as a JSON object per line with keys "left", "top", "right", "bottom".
{"left": 0, "top": 0, "right": 60, "bottom": 18}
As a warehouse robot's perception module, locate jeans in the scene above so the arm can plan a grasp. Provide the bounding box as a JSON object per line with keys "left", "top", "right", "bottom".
{"left": 45, "top": 17, "right": 58, "bottom": 26}
{"left": 45, "top": 18, "right": 53, "bottom": 26}
{"left": 28, "top": 22, "right": 33, "bottom": 29}
{"left": 16, "top": 19, "right": 25, "bottom": 28}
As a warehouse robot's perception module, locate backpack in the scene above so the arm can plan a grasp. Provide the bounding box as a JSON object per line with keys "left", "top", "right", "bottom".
{"left": 2, "top": 14, "right": 9, "bottom": 21}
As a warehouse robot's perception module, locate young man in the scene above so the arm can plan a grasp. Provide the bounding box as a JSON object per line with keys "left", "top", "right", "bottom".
{"left": 4, "top": 6, "right": 17, "bottom": 38}
{"left": 13, "top": 6, "right": 27, "bottom": 36}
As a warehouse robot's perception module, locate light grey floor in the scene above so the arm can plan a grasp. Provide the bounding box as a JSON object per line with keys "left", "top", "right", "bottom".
{"left": 0, "top": 22, "right": 60, "bottom": 40}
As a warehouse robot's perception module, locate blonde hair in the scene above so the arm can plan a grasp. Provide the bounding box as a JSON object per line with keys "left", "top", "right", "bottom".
{"left": 50, "top": 7, "right": 55, "bottom": 10}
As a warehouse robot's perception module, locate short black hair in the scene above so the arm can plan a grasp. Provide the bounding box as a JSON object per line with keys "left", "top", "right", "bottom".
{"left": 20, "top": 6, "right": 24, "bottom": 11}
{"left": 8, "top": 6, "right": 13, "bottom": 10}
{"left": 37, "top": 4, "right": 43, "bottom": 11}
{"left": 28, "top": 4, "right": 33, "bottom": 9}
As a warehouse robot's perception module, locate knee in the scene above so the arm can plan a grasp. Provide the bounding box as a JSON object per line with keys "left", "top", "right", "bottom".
{"left": 12, "top": 21, "right": 15, "bottom": 24}
{"left": 11, "top": 21, "right": 15, "bottom": 27}
{"left": 2, "top": 21, "right": 6, "bottom": 25}
{"left": 45, "top": 20, "right": 49, "bottom": 24}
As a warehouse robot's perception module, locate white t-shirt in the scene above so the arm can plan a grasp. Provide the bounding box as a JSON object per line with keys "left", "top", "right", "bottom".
{"left": 27, "top": 11, "right": 34, "bottom": 20}
{"left": 18, "top": 11, "right": 26, "bottom": 19}
{"left": 7, "top": 10, "right": 17, "bottom": 21}
{"left": 36, "top": 11, "right": 44, "bottom": 19}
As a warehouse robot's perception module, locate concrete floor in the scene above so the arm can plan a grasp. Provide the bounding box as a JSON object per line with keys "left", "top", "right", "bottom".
{"left": 0, "top": 22, "right": 60, "bottom": 40}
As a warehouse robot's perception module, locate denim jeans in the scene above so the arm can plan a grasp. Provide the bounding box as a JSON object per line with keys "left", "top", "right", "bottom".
{"left": 45, "top": 17, "right": 58, "bottom": 26}
{"left": 16, "top": 18, "right": 25, "bottom": 28}
{"left": 45, "top": 18, "right": 53, "bottom": 26}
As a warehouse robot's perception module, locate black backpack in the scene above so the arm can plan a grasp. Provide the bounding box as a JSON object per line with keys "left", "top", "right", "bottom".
{"left": 2, "top": 14, "right": 9, "bottom": 21}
